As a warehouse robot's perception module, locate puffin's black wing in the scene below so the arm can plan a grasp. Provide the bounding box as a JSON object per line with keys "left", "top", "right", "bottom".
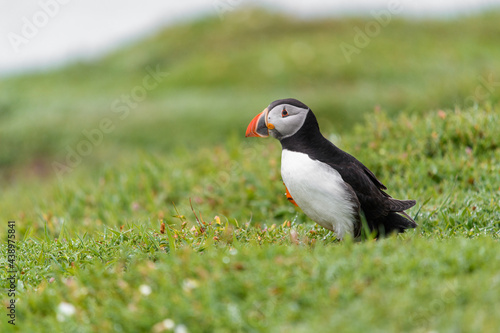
{"left": 320, "top": 143, "right": 416, "bottom": 222}
{"left": 339, "top": 161, "right": 416, "bottom": 215}
{"left": 335, "top": 161, "right": 393, "bottom": 219}
{"left": 360, "top": 162, "right": 387, "bottom": 191}
{"left": 333, "top": 159, "right": 417, "bottom": 234}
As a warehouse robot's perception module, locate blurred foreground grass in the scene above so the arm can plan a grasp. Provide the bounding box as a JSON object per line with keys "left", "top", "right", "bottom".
{"left": 0, "top": 9, "right": 500, "bottom": 332}
{"left": 4, "top": 229, "right": 500, "bottom": 332}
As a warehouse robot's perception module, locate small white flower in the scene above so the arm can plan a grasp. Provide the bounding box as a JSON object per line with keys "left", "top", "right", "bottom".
{"left": 139, "top": 284, "right": 152, "bottom": 296}
{"left": 56, "top": 302, "right": 76, "bottom": 322}
{"left": 175, "top": 324, "right": 188, "bottom": 333}
{"left": 162, "top": 319, "right": 175, "bottom": 330}
{"left": 182, "top": 279, "right": 199, "bottom": 292}
{"left": 152, "top": 319, "right": 175, "bottom": 333}
{"left": 58, "top": 302, "right": 76, "bottom": 316}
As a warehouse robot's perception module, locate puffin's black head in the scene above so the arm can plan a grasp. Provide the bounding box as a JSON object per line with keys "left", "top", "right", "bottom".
{"left": 245, "top": 98, "right": 313, "bottom": 140}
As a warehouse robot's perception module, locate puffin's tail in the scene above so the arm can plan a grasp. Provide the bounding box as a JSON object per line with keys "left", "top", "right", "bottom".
{"left": 380, "top": 211, "right": 417, "bottom": 235}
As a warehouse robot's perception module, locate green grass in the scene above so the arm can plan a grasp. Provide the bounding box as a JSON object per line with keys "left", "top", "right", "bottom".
{"left": 1, "top": 104, "right": 499, "bottom": 332}
{"left": 1, "top": 8, "right": 500, "bottom": 333}
{"left": 1, "top": 9, "right": 500, "bottom": 172}
{"left": 5, "top": 230, "right": 500, "bottom": 332}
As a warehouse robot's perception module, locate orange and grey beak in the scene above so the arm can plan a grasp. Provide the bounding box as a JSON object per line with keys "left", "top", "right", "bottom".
{"left": 245, "top": 108, "right": 271, "bottom": 137}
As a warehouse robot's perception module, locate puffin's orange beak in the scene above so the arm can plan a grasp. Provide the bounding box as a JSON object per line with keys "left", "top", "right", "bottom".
{"left": 245, "top": 108, "right": 270, "bottom": 138}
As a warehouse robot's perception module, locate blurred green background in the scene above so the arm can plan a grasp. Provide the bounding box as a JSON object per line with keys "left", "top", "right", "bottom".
{"left": 2, "top": 9, "right": 500, "bottom": 237}
{"left": 1, "top": 9, "right": 499, "bottom": 178}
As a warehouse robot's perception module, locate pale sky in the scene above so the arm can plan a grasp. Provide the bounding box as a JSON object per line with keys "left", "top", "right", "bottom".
{"left": 0, "top": 0, "right": 498, "bottom": 76}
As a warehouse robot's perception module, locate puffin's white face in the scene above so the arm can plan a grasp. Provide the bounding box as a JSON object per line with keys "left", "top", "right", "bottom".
{"left": 245, "top": 100, "right": 310, "bottom": 140}
{"left": 266, "top": 103, "right": 309, "bottom": 139}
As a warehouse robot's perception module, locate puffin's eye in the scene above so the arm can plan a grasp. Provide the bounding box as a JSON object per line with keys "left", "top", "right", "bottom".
{"left": 281, "top": 109, "right": 289, "bottom": 117}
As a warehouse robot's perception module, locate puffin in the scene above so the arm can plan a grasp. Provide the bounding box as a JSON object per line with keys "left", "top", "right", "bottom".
{"left": 245, "top": 98, "right": 417, "bottom": 239}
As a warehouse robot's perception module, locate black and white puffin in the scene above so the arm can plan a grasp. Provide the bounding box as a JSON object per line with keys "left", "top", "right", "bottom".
{"left": 245, "top": 98, "right": 417, "bottom": 239}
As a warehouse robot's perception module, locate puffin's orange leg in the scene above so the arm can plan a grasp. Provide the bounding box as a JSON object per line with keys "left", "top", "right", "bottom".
{"left": 283, "top": 183, "right": 299, "bottom": 207}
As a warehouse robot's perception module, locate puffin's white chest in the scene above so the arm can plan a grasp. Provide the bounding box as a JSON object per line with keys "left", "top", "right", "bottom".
{"left": 281, "top": 149, "right": 359, "bottom": 239}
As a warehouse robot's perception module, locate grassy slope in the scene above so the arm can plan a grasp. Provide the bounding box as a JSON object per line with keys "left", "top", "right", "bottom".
{"left": 1, "top": 9, "right": 500, "bottom": 333}
{"left": 1, "top": 10, "right": 500, "bottom": 172}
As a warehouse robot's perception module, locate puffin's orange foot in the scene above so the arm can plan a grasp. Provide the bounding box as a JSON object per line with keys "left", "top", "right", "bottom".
{"left": 284, "top": 183, "right": 298, "bottom": 207}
